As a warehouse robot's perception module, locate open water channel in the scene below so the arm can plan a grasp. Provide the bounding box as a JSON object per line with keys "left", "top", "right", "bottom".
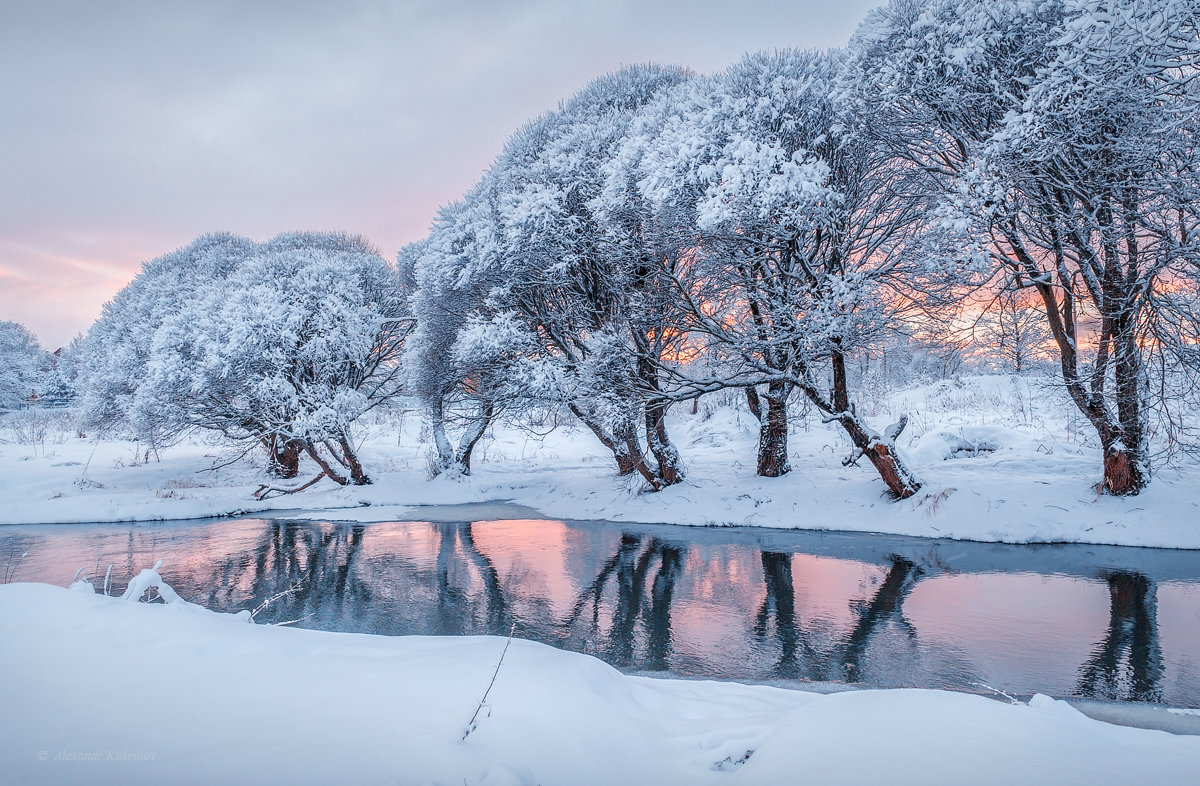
{"left": 4, "top": 505, "right": 1198, "bottom": 706}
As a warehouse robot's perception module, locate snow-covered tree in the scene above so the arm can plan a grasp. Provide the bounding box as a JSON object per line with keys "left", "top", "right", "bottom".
{"left": 409, "top": 64, "right": 692, "bottom": 489}
{"left": 78, "top": 233, "right": 255, "bottom": 439}
{"left": 0, "top": 321, "right": 49, "bottom": 410}
{"left": 79, "top": 233, "right": 408, "bottom": 486}
{"left": 615, "top": 50, "right": 923, "bottom": 496}
{"left": 400, "top": 191, "right": 509, "bottom": 478}
{"left": 853, "top": 0, "right": 1200, "bottom": 493}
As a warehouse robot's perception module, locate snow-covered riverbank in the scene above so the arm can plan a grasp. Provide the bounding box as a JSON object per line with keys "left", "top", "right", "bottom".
{"left": 3, "top": 376, "right": 1198, "bottom": 549}
{"left": 1, "top": 581, "right": 1197, "bottom": 785}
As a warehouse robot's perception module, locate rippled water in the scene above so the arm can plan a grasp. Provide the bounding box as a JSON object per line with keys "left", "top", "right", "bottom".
{"left": 4, "top": 512, "right": 1198, "bottom": 705}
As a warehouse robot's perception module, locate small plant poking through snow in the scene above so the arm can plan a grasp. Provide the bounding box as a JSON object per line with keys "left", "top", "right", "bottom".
{"left": 3, "top": 547, "right": 28, "bottom": 584}
{"left": 463, "top": 623, "right": 516, "bottom": 741}
{"left": 248, "top": 581, "right": 305, "bottom": 623}
{"left": 713, "top": 749, "right": 755, "bottom": 772}
{"left": 119, "top": 561, "right": 183, "bottom": 604}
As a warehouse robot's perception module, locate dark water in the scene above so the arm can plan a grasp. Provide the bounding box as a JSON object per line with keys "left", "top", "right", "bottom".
{"left": 3, "top": 511, "right": 1199, "bottom": 706}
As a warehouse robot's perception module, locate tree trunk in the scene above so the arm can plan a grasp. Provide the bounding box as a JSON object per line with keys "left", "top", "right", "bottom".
{"left": 645, "top": 397, "right": 684, "bottom": 486}
{"left": 454, "top": 400, "right": 495, "bottom": 475}
{"left": 426, "top": 396, "right": 493, "bottom": 477}
{"left": 787, "top": 351, "right": 921, "bottom": 499}
{"left": 265, "top": 434, "right": 301, "bottom": 479}
{"left": 636, "top": 355, "right": 683, "bottom": 486}
{"left": 745, "top": 386, "right": 762, "bottom": 421}
{"left": 300, "top": 440, "right": 349, "bottom": 485}
{"left": 569, "top": 402, "right": 660, "bottom": 487}
{"left": 1106, "top": 317, "right": 1147, "bottom": 495}
{"left": 834, "top": 412, "right": 922, "bottom": 499}
{"left": 427, "top": 396, "right": 456, "bottom": 473}
{"left": 1013, "top": 225, "right": 1148, "bottom": 496}
{"left": 756, "top": 381, "right": 790, "bottom": 477}
{"left": 337, "top": 434, "right": 371, "bottom": 485}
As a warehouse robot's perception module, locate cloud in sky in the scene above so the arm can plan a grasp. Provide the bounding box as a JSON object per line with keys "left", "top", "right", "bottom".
{"left": 0, "top": 0, "right": 880, "bottom": 347}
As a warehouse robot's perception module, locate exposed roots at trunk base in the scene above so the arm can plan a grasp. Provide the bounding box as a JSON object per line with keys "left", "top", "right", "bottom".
{"left": 252, "top": 434, "right": 370, "bottom": 499}
{"left": 1102, "top": 449, "right": 1146, "bottom": 496}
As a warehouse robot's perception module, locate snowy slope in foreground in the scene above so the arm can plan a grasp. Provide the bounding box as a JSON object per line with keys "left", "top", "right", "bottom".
{"left": 3, "top": 376, "right": 1198, "bottom": 548}
{"left": 1, "top": 583, "right": 1197, "bottom": 786}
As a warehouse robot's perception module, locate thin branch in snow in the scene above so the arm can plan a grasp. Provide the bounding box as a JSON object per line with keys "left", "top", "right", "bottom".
{"left": 462, "top": 623, "right": 517, "bottom": 741}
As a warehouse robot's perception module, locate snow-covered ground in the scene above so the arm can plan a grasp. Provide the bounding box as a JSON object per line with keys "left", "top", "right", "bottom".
{"left": 2, "top": 375, "right": 1198, "bottom": 549}
{"left": 1, "top": 579, "right": 1197, "bottom": 785}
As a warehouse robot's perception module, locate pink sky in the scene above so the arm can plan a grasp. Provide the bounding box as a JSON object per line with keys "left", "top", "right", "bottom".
{"left": 0, "top": 0, "right": 879, "bottom": 348}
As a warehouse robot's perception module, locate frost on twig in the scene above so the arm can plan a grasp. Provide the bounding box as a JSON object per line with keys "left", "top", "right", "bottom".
{"left": 248, "top": 581, "right": 305, "bottom": 622}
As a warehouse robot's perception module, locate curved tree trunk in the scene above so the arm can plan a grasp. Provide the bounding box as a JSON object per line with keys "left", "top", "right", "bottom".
{"left": 454, "top": 400, "right": 495, "bottom": 475}
{"left": 426, "top": 396, "right": 494, "bottom": 477}
{"left": 637, "top": 355, "right": 684, "bottom": 486}
{"left": 337, "top": 434, "right": 371, "bottom": 485}
{"left": 788, "top": 351, "right": 921, "bottom": 499}
{"left": 569, "top": 402, "right": 661, "bottom": 489}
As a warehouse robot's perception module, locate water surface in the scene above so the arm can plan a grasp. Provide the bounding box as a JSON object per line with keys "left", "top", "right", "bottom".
{"left": 4, "top": 514, "right": 1198, "bottom": 705}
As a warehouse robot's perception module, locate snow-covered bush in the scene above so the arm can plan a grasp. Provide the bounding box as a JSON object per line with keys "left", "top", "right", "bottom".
{"left": 0, "top": 320, "right": 50, "bottom": 412}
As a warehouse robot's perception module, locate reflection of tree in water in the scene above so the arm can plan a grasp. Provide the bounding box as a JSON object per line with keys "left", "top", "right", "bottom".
{"left": 433, "top": 523, "right": 509, "bottom": 634}
{"left": 247, "top": 522, "right": 372, "bottom": 627}
{"left": 751, "top": 553, "right": 922, "bottom": 683}
{"left": 181, "top": 521, "right": 376, "bottom": 630}
{"left": 564, "top": 534, "right": 685, "bottom": 670}
{"left": 1076, "top": 571, "right": 1163, "bottom": 702}
{"left": 754, "top": 552, "right": 814, "bottom": 678}
{"left": 837, "top": 556, "right": 923, "bottom": 682}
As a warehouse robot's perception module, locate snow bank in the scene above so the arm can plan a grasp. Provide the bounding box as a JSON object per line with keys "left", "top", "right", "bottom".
{"left": 2, "top": 375, "right": 1199, "bottom": 549}
{"left": 0, "top": 582, "right": 1196, "bottom": 785}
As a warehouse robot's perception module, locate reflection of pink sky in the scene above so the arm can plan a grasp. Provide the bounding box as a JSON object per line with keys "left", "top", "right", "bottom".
{"left": 672, "top": 549, "right": 763, "bottom": 660}
{"left": 1158, "top": 582, "right": 1200, "bottom": 701}
{"left": 470, "top": 519, "right": 577, "bottom": 618}
{"left": 792, "top": 554, "right": 888, "bottom": 630}
{"left": 906, "top": 573, "right": 1107, "bottom": 690}
{"left": 364, "top": 521, "right": 440, "bottom": 558}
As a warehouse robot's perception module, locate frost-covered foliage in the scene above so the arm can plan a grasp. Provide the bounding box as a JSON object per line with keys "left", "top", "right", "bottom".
{"left": 79, "top": 233, "right": 408, "bottom": 485}
{"left": 0, "top": 321, "right": 50, "bottom": 411}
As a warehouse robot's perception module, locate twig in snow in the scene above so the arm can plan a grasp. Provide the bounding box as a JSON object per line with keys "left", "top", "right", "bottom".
{"left": 249, "top": 580, "right": 305, "bottom": 620}
{"left": 271, "top": 612, "right": 317, "bottom": 627}
{"left": 3, "top": 548, "right": 29, "bottom": 584}
{"left": 253, "top": 473, "right": 326, "bottom": 501}
{"left": 971, "top": 681, "right": 1020, "bottom": 705}
{"left": 462, "top": 623, "right": 517, "bottom": 741}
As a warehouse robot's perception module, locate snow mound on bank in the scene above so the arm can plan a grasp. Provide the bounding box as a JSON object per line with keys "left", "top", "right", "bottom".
{"left": 909, "top": 425, "right": 1015, "bottom": 462}
{"left": 1, "top": 583, "right": 1197, "bottom": 785}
